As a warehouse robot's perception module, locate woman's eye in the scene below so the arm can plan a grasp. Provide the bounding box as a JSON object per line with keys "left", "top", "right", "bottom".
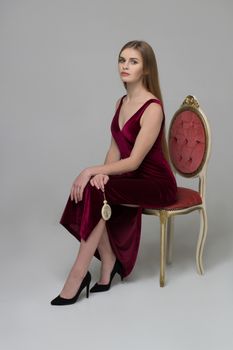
{"left": 118, "top": 59, "right": 138, "bottom": 64}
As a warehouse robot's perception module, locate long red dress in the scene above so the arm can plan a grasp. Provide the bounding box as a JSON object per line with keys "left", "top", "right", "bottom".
{"left": 59, "top": 95, "right": 177, "bottom": 278}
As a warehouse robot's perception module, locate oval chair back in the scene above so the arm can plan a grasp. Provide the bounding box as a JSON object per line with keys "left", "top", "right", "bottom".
{"left": 168, "top": 95, "right": 211, "bottom": 182}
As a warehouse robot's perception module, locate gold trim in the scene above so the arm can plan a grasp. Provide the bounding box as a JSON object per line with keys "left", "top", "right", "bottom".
{"left": 196, "top": 207, "right": 207, "bottom": 275}
{"left": 167, "top": 216, "right": 174, "bottom": 265}
{"left": 182, "top": 95, "right": 199, "bottom": 108}
{"left": 160, "top": 210, "right": 167, "bottom": 224}
{"left": 143, "top": 204, "right": 203, "bottom": 216}
{"left": 160, "top": 210, "right": 167, "bottom": 287}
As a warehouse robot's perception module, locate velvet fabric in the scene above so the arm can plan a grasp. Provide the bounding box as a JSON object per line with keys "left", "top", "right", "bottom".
{"left": 169, "top": 111, "right": 206, "bottom": 174}
{"left": 59, "top": 95, "right": 177, "bottom": 278}
{"left": 153, "top": 187, "right": 202, "bottom": 210}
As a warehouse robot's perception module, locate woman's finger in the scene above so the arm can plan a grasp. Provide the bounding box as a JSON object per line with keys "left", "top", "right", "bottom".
{"left": 80, "top": 187, "right": 84, "bottom": 201}
{"left": 77, "top": 184, "right": 81, "bottom": 203}
{"left": 100, "top": 178, "right": 105, "bottom": 191}
{"left": 77, "top": 185, "right": 81, "bottom": 202}
{"left": 70, "top": 185, "right": 74, "bottom": 201}
{"left": 74, "top": 186, "right": 78, "bottom": 203}
{"left": 97, "top": 179, "right": 102, "bottom": 189}
{"left": 94, "top": 178, "right": 100, "bottom": 189}
{"left": 90, "top": 175, "right": 105, "bottom": 190}
{"left": 97, "top": 179, "right": 102, "bottom": 190}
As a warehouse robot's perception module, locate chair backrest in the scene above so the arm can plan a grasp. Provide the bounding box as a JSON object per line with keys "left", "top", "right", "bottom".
{"left": 168, "top": 95, "right": 211, "bottom": 179}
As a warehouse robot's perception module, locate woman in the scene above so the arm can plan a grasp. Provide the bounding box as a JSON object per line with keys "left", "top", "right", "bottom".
{"left": 51, "top": 40, "right": 177, "bottom": 306}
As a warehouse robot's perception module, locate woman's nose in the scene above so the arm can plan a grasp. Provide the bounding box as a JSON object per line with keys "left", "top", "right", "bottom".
{"left": 121, "top": 61, "right": 129, "bottom": 70}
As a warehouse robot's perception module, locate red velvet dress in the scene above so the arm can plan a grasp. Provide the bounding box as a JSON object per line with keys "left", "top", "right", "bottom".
{"left": 59, "top": 95, "right": 177, "bottom": 278}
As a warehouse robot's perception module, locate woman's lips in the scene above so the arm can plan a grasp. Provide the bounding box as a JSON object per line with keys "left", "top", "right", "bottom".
{"left": 121, "top": 72, "right": 130, "bottom": 76}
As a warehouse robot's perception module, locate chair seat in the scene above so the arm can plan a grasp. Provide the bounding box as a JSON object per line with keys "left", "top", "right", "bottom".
{"left": 145, "top": 187, "right": 202, "bottom": 211}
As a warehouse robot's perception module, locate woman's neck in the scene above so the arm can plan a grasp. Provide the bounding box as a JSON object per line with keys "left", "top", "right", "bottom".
{"left": 125, "top": 81, "right": 149, "bottom": 102}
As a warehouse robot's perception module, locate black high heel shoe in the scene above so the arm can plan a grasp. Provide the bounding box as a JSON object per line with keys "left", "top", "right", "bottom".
{"left": 90, "top": 259, "right": 124, "bottom": 293}
{"left": 50, "top": 271, "right": 91, "bottom": 305}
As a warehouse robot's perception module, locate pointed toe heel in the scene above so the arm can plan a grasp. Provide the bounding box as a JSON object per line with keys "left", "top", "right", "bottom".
{"left": 90, "top": 259, "right": 124, "bottom": 293}
{"left": 50, "top": 270, "right": 91, "bottom": 306}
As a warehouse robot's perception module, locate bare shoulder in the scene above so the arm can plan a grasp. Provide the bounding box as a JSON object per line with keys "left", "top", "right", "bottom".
{"left": 115, "top": 97, "right": 122, "bottom": 111}
{"left": 143, "top": 92, "right": 160, "bottom": 100}
{"left": 140, "top": 102, "right": 163, "bottom": 127}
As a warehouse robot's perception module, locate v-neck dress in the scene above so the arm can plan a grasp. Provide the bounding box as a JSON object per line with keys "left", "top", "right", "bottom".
{"left": 59, "top": 94, "right": 177, "bottom": 278}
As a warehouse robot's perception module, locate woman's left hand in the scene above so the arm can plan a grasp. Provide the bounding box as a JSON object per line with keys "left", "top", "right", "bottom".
{"left": 70, "top": 169, "right": 91, "bottom": 203}
{"left": 90, "top": 174, "right": 109, "bottom": 191}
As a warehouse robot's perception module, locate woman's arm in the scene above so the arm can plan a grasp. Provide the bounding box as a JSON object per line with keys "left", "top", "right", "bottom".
{"left": 86, "top": 102, "right": 163, "bottom": 177}
{"left": 89, "top": 137, "right": 120, "bottom": 191}
{"left": 89, "top": 99, "right": 121, "bottom": 191}
{"left": 104, "top": 136, "right": 121, "bottom": 164}
{"left": 71, "top": 100, "right": 163, "bottom": 202}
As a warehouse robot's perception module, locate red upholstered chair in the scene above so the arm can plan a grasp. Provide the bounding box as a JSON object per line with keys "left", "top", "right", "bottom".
{"left": 143, "top": 95, "right": 211, "bottom": 287}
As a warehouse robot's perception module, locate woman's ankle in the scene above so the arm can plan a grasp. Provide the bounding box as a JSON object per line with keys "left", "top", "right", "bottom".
{"left": 101, "top": 252, "right": 116, "bottom": 266}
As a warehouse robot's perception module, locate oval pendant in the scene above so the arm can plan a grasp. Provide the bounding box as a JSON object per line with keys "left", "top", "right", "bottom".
{"left": 101, "top": 200, "right": 112, "bottom": 221}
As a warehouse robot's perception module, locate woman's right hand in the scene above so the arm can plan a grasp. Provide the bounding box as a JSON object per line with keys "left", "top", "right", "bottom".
{"left": 90, "top": 174, "right": 109, "bottom": 192}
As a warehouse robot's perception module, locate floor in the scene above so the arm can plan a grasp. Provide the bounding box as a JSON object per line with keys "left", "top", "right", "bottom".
{"left": 1, "top": 214, "right": 232, "bottom": 350}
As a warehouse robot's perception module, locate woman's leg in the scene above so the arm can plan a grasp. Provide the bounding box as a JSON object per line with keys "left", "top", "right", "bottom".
{"left": 59, "top": 218, "right": 116, "bottom": 298}
{"left": 96, "top": 205, "right": 140, "bottom": 283}
{"left": 59, "top": 218, "right": 106, "bottom": 298}
{"left": 96, "top": 226, "right": 117, "bottom": 284}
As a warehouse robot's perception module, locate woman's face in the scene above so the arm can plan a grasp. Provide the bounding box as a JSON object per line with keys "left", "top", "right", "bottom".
{"left": 118, "top": 48, "right": 144, "bottom": 84}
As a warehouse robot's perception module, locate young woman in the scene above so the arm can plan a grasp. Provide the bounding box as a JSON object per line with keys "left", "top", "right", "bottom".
{"left": 51, "top": 40, "right": 177, "bottom": 306}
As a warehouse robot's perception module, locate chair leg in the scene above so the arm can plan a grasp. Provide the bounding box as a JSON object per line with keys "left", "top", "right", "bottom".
{"left": 166, "top": 216, "right": 174, "bottom": 265}
{"left": 160, "top": 210, "right": 168, "bottom": 287}
{"left": 196, "top": 206, "right": 208, "bottom": 274}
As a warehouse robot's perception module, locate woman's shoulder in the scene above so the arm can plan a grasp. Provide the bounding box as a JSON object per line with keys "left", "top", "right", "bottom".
{"left": 114, "top": 95, "right": 125, "bottom": 111}
{"left": 114, "top": 93, "right": 161, "bottom": 111}
{"left": 143, "top": 93, "right": 164, "bottom": 119}
{"left": 145, "top": 94, "right": 163, "bottom": 111}
{"left": 145, "top": 92, "right": 160, "bottom": 101}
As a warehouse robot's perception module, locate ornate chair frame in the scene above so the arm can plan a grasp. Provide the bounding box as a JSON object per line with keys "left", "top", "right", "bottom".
{"left": 143, "top": 95, "right": 211, "bottom": 287}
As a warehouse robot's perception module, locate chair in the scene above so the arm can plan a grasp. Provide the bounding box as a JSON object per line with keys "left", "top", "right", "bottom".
{"left": 143, "top": 95, "right": 211, "bottom": 287}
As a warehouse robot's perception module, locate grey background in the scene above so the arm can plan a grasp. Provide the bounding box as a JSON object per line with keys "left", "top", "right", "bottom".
{"left": 0, "top": 1, "right": 232, "bottom": 349}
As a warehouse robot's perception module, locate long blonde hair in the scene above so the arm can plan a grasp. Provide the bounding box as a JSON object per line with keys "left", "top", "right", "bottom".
{"left": 118, "top": 40, "right": 169, "bottom": 162}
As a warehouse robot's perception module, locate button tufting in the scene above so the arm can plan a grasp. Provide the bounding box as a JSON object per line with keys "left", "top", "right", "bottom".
{"left": 170, "top": 110, "right": 207, "bottom": 174}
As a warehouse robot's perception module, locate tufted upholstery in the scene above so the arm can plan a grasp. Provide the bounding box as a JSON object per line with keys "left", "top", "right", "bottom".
{"left": 169, "top": 110, "right": 206, "bottom": 175}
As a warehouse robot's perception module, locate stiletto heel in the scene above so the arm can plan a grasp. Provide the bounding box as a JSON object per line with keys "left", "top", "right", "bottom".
{"left": 86, "top": 282, "right": 90, "bottom": 298}
{"left": 50, "top": 271, "right": 92, "bottom": 306}
{"left": 90, "top": 259, "right": 124, "bottom": 293}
